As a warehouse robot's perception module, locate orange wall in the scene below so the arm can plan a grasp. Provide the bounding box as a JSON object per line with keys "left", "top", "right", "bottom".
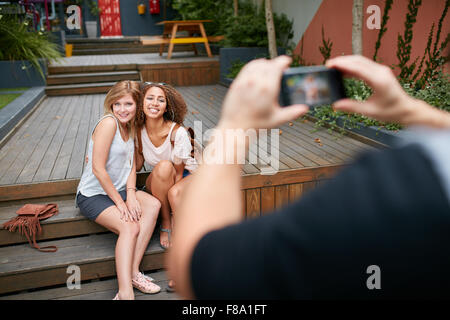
{"left": 294, "top": 0, "right": 449, "bottom": 73}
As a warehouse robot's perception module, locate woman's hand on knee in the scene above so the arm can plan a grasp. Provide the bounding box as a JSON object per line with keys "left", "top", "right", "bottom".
{"left": 126, "top": 194, "right": 142, "bottom": 222}
{"left": 116, "top": 200, "right": 134, "bottom": 222}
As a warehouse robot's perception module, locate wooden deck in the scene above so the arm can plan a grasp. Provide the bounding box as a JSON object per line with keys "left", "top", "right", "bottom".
{"left": 50, "top": 52, "right": 218, "bottom": 68}
{"left": 0, "top": 84, "right": 376, "bottom": 188}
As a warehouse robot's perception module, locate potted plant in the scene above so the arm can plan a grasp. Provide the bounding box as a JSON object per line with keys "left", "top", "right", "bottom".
{"left": 85, "top": 0, "right": 101, "bottom": 38}
{"left": 0, "top": 16, "right": 61, "bottom": 88}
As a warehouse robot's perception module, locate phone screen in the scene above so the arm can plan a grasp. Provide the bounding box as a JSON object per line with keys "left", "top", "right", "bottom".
{"left": 280, "top": 66, "right": 346, "bottom": 107}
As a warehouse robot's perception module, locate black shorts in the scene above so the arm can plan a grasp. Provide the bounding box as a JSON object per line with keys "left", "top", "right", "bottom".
{"left": 76, "top": 190, "right": 127, "bottom": 221}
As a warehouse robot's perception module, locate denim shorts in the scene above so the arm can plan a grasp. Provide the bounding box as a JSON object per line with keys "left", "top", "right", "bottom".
{"left": 76, "top": 190, "right": 127, "bottom": 221}
{"left": 182, "top": 169, "right": 191, "bottom": 178}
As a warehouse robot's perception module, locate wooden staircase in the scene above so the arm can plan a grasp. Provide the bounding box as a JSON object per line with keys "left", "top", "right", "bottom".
{"left": 67, "top": 37, "right": 193, "bottom": 56}
{"left": 45, "top": 68, "right": 141, "bottom": 96}
{"left": 0, "top": 192, "right": 165, "bottom": 296}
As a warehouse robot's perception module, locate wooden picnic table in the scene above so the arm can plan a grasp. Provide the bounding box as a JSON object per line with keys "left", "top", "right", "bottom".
{"left": 141, "top": 20, "right": 214, "bottom": 59}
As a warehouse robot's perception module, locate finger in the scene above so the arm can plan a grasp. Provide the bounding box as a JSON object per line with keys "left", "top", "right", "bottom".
{"left": 326, "top": 55, "right": 381, "bottom": 88}
{"left": 332, "top": 98, "right": 375, "bottom": 116}
{"left": 272, "top": 104, "right": 309, "bottom": 127}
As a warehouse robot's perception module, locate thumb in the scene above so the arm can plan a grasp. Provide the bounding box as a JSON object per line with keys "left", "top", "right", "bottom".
{"left": 332, "top": 98, "right": 367, "bottom": 114}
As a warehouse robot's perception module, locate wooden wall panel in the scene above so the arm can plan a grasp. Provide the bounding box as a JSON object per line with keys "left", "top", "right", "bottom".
{"left": 260, "top": 186, "right": 275, "bottom": 215}
{"left": 246, "top": 188, "right": 261, "bottom": 219}
{"left": 139, "top": 61, "right": 220, "bottom": 86}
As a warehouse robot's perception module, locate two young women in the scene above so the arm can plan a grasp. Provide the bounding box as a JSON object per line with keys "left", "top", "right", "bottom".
{"left": 76, "top": 80, "right": 195, "bottom": 300}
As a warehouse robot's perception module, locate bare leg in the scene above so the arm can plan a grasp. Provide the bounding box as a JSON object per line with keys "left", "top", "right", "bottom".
{"left": 95, "top": 206, "right": 140, "bottom": 300}
{"left": 131, "top": 191, "right": 160, "bottom": 275}
{"left": 166, "top": 174, "right": 193, "bottom": 289}
{"left": 146, "top": 160, "right": 176, "bottom": 248}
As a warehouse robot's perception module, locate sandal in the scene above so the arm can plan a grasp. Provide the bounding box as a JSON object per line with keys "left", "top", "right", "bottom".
{"left": 132, "top": 272, "right": 161, "bottom": 294}
{"left": 160, "top": 227, "right": 172, "bottom": 250}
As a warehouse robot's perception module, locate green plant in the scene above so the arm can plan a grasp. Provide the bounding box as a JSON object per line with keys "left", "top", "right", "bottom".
{"left": 373, "top": 0, "right": 393, "bottom": 62}
{"left": 221, "top": 3, "right": 293, "bottom": 48}
{"left": 171, "top": 0, "right": 233, "bottom": 35}
{"left": 416, "top": 0, "right": 450, "bottom": 87}
{"left": 226, "top": 59, "right": 246, "bottom": 79}
{"left": 396, "top": 0, "right": 422, "bottom": 81}
{"left": 0, "top": 16, "right": 62, "bottom": 80}
{"left": 319, "top": 25, "right": 333, "bottom": 64}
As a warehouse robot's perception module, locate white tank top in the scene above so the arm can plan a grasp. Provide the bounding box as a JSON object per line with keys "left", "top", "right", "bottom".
{"left": 141, "top": 122, "right": 177, "bottom": 167}
{"left": 77, "top": 115, "right": 134, "bottom": 198}
{"left": 141, "top": 122, "right": 197, "bottom": 172}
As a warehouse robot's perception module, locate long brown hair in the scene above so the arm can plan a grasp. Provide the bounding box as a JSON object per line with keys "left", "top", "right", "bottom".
{"left": 137, "top": 82, "right": 187, "bottom": 129}
{"left": 103, "top": 80, "right": 142, "bottom": 138}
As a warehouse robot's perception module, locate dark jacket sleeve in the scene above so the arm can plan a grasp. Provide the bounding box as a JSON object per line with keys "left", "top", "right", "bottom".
{"left": 190, "top": 144, "right": 450, "bottom": 299}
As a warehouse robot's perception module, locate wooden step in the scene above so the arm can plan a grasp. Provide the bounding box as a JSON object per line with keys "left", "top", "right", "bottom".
{"left": 45, "top": 82, "right": 117, "bottom": 96}
{"left": 0, "top": 270, "right": 178, "bottom": 300}
{"left": 46, "top": 71, "right": 140, "bottom": 85}
{"left": 66, "top": 37, "right": 141, "bottom": 44}
{"left": 72, "top": 45, "right": 195, "bottom": 56}
{"left": 0, "top": 233, "right": 165, "bottom": 294}
{"left": 48, "top": 64, "right": 138, "bottom": 75}
{"left": 0, "top": 195, "right": 106, "bottom": 246}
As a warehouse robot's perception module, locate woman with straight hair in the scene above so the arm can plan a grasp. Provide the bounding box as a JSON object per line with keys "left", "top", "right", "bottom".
{"left": 76, "top": 80, "right": 162, "bottom": 300}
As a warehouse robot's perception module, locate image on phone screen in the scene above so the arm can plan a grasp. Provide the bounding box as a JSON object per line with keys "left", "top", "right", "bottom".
{"left": 280, "top": 67, "right": 346, "bottom": 107}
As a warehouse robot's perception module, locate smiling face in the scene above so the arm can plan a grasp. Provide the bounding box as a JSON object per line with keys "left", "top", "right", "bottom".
{"left": 143, "top": 86, "right": 167, "bottom": 120}
{"left": 112, "top": 94, "right": 137, "bottom": 125}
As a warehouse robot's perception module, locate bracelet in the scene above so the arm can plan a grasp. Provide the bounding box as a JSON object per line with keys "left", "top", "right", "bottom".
{"left": 127, "top": 187, "right": 137, "bottom": 192}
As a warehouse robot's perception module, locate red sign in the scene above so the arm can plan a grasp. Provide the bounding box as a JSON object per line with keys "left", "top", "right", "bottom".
{"left": 149, "top": 0, "right": 160, "bottom": 14}
{"left": 99, "top": 0, "right": 122, "bottom": 36}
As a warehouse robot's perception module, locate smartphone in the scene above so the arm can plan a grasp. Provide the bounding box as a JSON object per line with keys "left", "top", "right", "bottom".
{"left": 280, "top": 66, "right": 346, "bottom": 107}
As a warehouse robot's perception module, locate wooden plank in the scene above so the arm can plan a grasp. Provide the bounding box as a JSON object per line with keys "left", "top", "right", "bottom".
{"left": 260, "top": 186, "right": 275, "bottom": 215}
{"left": 289, "top": 183, "right": 304, "bottom": 203}
{"left": 32, "top": 96, "right": 75, "bottom": 182}
{"left": 245, "top": 188, "right": 260, "bottom": 219}
{"left": 0, "top": 234, "right": 165, "bottom": 294}
{"left": 0, "top": 179, "right": 79, "bottom": 202}
{"left": 67, "top": 94, "right": 92, "bottom": 179}
{"left": 0, "top": 270, "right": 178, "bottom": 300}
{"left": 241, "top": 165, "right": 344, "bottom": 190}
{"left": 50, "top": 96, "right": 85, "bottom": 180}
{"left": 275, "top": 185, "right": 289, "bottom": 209}
{"left": 15, "top": 97, "right": 70, "bottom": 184}
{"left": 0, "top": 98, "right": 58, "bottom": 185}
{"left": 241, "top": 190, "right": 246, "bottom": 217}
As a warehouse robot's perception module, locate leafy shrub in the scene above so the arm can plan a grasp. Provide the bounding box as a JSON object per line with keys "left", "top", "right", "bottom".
{"left": 0, "top": 16, "right": 62, "bottom": 79}
{"left": 171, "top": 0, "right": 294, "bottom": 48}
{"left": 221, "top": 1, "right": 294, "bottom": 48}
{"left": 171, "top": 0, "right": 233, "bottom": 36}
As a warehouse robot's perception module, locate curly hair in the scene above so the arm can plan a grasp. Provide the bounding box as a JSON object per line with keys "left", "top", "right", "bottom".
{"left": 137, "top": 82, "right": 187, "bottom": 129}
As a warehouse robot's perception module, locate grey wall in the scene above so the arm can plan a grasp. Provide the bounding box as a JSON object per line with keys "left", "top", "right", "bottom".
{"left": 119, "top": 1, "right": 177, "bottom": 36}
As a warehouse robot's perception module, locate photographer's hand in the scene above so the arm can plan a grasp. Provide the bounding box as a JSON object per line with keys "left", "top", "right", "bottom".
{"left": 326, "top": 55, "right": 450, "bottom": 128}
{"left": 218, "top": 56, "right": 309, "bottom": 131}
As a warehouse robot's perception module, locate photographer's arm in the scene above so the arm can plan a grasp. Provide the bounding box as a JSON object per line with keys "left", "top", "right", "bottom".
{"left": 326, "top": 55, "right": 450, "bottom": 128}
{"left": 168, "top": 56, "right": 308, "bottom": 298}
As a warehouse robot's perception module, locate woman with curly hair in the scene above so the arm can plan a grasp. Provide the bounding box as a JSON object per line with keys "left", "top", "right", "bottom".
{"left": 135, "top": 82, "right": 197, "bottom": 258}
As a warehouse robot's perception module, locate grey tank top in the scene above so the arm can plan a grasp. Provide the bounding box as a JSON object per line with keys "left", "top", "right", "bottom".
{"left": 77, "top": 115, "right": 134, "bottom": 198}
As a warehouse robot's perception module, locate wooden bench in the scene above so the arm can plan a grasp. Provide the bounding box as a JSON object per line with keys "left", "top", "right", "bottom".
{"left": 140, "top": 35, "right": 224, "bottom": 56}
{"left": 141, "top": 20, "right": 224, "bottom": 59}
